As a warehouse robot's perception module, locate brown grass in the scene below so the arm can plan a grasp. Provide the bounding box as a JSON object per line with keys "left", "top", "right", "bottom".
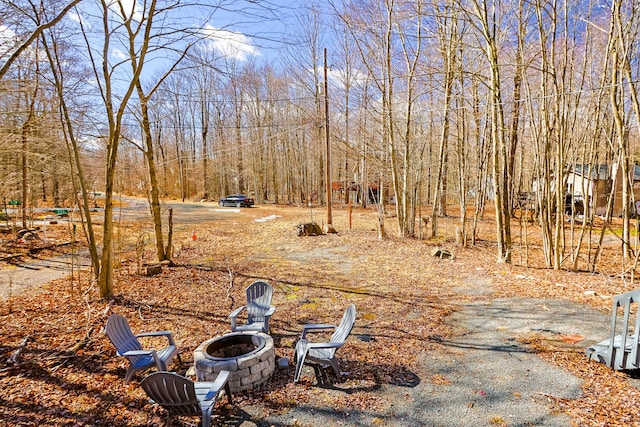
{"left": 0, "top": 203, "right": 638, "bottom": 425}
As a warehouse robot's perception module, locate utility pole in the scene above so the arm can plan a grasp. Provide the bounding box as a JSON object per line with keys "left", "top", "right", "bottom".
{"left": 324, "top": 48, "right": 335, "bottom": 232}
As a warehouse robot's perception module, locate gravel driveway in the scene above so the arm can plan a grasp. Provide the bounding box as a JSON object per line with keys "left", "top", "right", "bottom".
{"left": 232, "top": 296, "right": 610, "bottom": 426}
{"left": 0, "top": 251, "right": 90, "bottom": 300}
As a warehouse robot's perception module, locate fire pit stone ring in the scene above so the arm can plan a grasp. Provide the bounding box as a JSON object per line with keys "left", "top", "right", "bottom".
{"left": 193, "top": 332, "right": 275, "bottom": 392}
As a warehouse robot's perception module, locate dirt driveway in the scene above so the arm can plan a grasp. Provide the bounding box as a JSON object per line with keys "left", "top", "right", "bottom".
{"left": 0, "top": 196, "right": 243, "bottom": 301}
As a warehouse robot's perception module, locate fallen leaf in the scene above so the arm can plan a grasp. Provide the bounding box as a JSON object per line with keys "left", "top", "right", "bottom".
{"left": 560, "top": 334, "right": 585, "bottom": 344}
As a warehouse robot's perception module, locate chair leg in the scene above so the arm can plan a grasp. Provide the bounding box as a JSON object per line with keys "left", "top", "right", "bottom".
{"left": 327, "top": 358, "right": 341, "bottom": 378}
{"left": 224, "top": 382, "right": 233, "bottom": 404}
{"left": 124, "top": 366, "right": 136, "bottom": 383}
{"left": 294, "top": 345, "right": 308, "bottom": 383}
{"left": 294, "top": 359, "right": 304, "bottom": 383}
{"left": 264, "top": 317, "right": 271, "bottom": 334}
{"left": 202, "top": 406, "right": 213, "bottom": 427}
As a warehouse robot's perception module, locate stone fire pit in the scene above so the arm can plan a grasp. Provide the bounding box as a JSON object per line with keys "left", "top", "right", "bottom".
{"left": 193, "top": 332, "right": 275, "bottom": 392}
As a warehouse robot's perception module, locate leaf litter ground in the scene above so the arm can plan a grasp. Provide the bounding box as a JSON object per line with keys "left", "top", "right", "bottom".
{"left": 1, "top": 203, "right": 640, "bottom": 426}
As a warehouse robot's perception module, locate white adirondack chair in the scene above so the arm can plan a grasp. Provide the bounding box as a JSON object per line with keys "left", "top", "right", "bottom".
{"left": 294, "top": 304, "right": 356, "bottom": 383}
{"left": 104, "top": 313, "right": 181, "bottom": 383}
{"left": 586, "top": 289, "right": 640, "bottom": 370}
{"left": 228, "top": 281, "right": 275, "bottom": 333}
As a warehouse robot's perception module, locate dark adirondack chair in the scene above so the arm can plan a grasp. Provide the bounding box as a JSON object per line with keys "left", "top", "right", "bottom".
{"left": 294, "top": 304, "right": 356, "bottom": 383}
{"left": 228, "top": 281, "right": 275, "bottom": 333}
{"left": 104, "top": 313, "right": 181, "bottom": 383}
{"left": 140, "top": 371, "right": 232, "bottom": 427}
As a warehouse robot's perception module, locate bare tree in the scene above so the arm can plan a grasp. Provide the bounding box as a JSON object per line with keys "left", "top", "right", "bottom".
{"left": 608, "top": 0, "right": 640, "bottom": 266}
{"left": 133, "top": 51, "right": 192, "bottom": 263}
{"left": 466, "top": 0, "right": 511, "bottom": 262}
{"left": 431, "top": 2, "right": 460, "bottom": 239}
{"left": 58, "top": 0, "right": 171, "bottom": 298}
{"left": 284, "top": 2, "right": 326, "bottom": 206}
{"left": 38, "top": 10, "right": 102, "bottom": 284}
{"left": 0, "top": 0, "right": 83, "bottom": 79}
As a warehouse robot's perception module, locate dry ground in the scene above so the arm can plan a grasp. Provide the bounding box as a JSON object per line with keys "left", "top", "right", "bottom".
{"left": 1, "top": 203, "right": 639, "bottom": 426}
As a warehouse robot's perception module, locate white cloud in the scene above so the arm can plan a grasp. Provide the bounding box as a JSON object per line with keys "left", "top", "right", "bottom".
{"left": 112, "top": 48, "right": 127, "bottom": 61}
{"left": 0, "top": 25, "right": 17, "bottom": 58}
{"left": 202, "top": 25, "right": 258, "bottom": 62}
{"left": 323, "top": 66, "right": 370, "bottom": 92}
{"left": 0, "top": 25, "right": 16, "bottom": 40}
{"left": 108, "top": 0, "right": 143, "bottom": 23}
{"left": 66, "top": 11, "right": 82, "bottom": 24}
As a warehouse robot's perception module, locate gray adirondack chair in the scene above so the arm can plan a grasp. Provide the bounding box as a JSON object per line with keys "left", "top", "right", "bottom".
{"left": 586, "top": 289, "right": 640, "bottom": 370}
{"left": 104, "top": 313, "right": 181, "bottom": 383}
{"left": 228, "top": 281, "right": 275, "bottom": 333}
{"left": 294, "top": 304, "right": 356, "bottom": 383}
{"left": 140, "top": 371, "right": 232, "bottom": 427}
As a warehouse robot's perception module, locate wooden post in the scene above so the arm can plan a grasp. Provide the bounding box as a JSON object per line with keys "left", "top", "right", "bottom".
{"left": 324, "top": 48, "right": 333, "bottom": 228}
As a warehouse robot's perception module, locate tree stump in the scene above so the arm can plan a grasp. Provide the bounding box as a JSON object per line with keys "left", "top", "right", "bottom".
{"left": 296, "top": 223, "right": 324, "bottom": 236}
{"left": 431, "top": 248, "right": 453, "bottom": 259}
{"left": 143, "top": 264, "right": 162, "bottom": 276}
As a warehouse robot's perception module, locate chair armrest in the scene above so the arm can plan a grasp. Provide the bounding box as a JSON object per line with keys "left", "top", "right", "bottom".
{"left": 229, "top": 306, "right": 247, "bottom": 332}
{"left": 301, "top": 323, "right": 336, "bottom": 339}
{"left": 305, "top": 341, "right": 345, "bottom": 350}
{"left": 122, "top": 349, "right": 164, "bottom": 369}
{"left": 136, "top": 330, "right": 175, "bottom": 346}
{"left": 120, "top": 349, "right": 154, "bottom": 358}
{"left": 204, "top": 370, "right": 231, "bottom": 401}
{"left": 228, "top": 306, "right": 247, "bottom": 318}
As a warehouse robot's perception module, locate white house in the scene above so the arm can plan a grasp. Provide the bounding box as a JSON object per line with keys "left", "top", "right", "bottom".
{"left": 566, "top": 163, "right": 640, "bottom": 216}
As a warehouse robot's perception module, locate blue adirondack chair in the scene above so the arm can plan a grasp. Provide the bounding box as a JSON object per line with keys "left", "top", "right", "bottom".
{"left": 104, "top": 313, "right": 181, "bottom": 383}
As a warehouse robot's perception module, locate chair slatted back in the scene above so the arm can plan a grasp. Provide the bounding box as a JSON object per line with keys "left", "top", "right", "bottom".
{"left": 105, "top": 314, "right": 143, "bottom": 359}
{"left": 246, "top": 281, "right": 273, "bottom": 323}
{"left": 608, "top": 289, "right": 640, "bottom": 370}
{"left": 140, "top": 372, "right": 200, "bottom": 417}
{"left": 330, "top": 304, "right": 356, "bottom": 345}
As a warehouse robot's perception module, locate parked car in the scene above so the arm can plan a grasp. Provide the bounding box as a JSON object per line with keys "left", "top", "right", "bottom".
{"left": 218, "top": 194, "right": 255, "bottom": 208}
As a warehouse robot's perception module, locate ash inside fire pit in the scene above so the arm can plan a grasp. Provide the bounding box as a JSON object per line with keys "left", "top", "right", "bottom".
{"left": 205, "top": 333, "right": 265, "bottom": 358}
{"left": 194, "top": 332, "right": 275, "bottom": 392}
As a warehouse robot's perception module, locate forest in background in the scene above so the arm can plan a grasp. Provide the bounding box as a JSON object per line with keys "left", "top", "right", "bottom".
{"left": 2, "top": 0, "right": 640, "bottom": 296}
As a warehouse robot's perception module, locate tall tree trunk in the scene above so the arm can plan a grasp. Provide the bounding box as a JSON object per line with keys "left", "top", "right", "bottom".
{"left": 40, "top": 32, "right": 101, "bottom": 283}
{"left": 472, "top": 0, "right": 511, "bottom": 262}
{"left": 21, "top": 113, "right": 30, "bottom": 229}
{"left": 97, "top": 0, "right": 158, "bottom": 298}
{"left": 137, "top": 88, "right": 168, "bottom": 262}
{"left": 202, "top": 105, "right": 210, "bottom": 200}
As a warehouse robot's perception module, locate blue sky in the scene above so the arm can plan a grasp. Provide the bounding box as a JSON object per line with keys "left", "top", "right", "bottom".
{"left": 190, "top": 0, "right": 309, "bottom": 63}
{"left": 0, "top": 0, "right": 325, "bottom": 77}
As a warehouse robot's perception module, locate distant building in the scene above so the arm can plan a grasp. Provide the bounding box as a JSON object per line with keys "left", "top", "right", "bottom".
{"left": 331, "top": 180, "right": 395, "bottom": 205}
{"left": 566, "top": 163, "right": 640, "bottom": 216}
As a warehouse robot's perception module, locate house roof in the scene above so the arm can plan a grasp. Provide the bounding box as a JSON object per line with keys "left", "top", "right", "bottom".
{"left": 572, "top": 164, "right": 611, "bottom": 179}
{"left": 571, "top": 164, "right": 640, "bottom": 181}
